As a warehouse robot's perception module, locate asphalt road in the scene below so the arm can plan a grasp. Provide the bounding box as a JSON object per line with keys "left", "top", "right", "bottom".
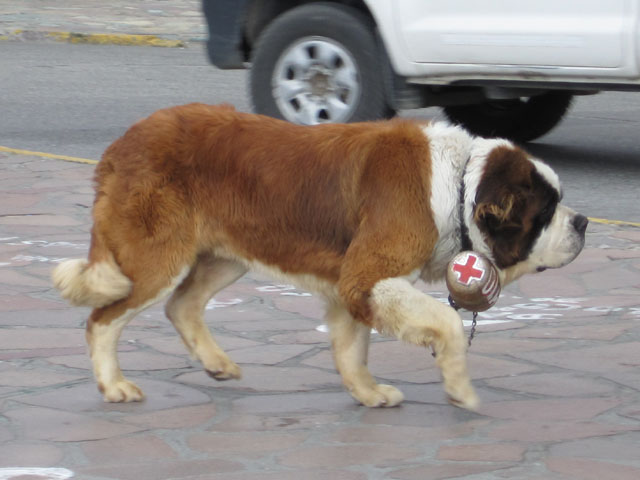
{"left": 1, "top": 41, "right": 639, "bottom": 222}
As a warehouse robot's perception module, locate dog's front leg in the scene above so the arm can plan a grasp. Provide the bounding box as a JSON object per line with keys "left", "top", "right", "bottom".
{"left": 326, "top": 303, "right": 405, "bottom": 407}
{"left": 370, "top": 277, "right": 479, "bottom": 410}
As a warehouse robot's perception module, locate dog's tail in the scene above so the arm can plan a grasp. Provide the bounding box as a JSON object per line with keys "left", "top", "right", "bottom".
{"left": 52, "top": 235, "right": 132, "bottom": 308}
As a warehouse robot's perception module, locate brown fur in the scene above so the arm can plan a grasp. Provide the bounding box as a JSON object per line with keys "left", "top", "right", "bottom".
{"left": 51, "top": 104, "right": 456, "bottom": 406}
{"left": 53, "top": 104, "right": 576, "bottom": 409}
{"left": 91, "top": 104, "right": 437, "bottom": 324}
{"left": 473, "top": 146, "right": 556, "bottom": 268}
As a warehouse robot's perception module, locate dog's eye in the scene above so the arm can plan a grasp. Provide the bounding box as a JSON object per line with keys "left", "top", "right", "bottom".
{"left": 538, "top": 202, "right": 556, "bottom": 223}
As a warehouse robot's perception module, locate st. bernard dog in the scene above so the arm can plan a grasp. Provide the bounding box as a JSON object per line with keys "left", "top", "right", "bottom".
{"left": 52, "top": 103, "right": 587, "bottom": 410}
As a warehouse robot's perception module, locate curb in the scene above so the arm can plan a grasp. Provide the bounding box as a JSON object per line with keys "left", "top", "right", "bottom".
{"left": 588, "top": 216, "right": 640, "bottom": 228}
{"left": 0, "top": 29, "right": 189, "bottom": 48}
{"left": 0, "top": 146, "right": 98, "bottom": 165}
{"left": 2, "top": 145, "right": 639, "bottom": 228}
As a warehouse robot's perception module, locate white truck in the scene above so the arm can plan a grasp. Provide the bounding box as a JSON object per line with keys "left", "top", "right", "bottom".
{"left": 204, "top": 0, "right": 640, "bottom": 141}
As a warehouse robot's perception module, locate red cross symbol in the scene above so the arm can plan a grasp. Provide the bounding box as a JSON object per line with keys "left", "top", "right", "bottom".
{"left": 452, "top": 253, "right": 485, "bottom": 285}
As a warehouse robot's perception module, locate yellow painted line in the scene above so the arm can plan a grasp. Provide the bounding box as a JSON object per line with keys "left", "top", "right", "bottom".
{"left": 0, "top": 146, "right": 98, "bottom": 165}
{"left": 588, "top": 217, "right": 640, "bottom": 228}
{"left": 48, "top": 32, "right": 185, "bottom": 48}
{"left": 4, "top": 30, "right": 184, "bottom": 48}
{"left": 2, "top": 144, "right": 639, "bottom": 227}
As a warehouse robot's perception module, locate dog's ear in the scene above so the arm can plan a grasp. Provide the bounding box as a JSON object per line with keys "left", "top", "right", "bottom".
{"left": 474, "top": 191, "right": 526, "bottom": 268}
{"left": 474, "top": 193, "right": 521, "bottom": 232}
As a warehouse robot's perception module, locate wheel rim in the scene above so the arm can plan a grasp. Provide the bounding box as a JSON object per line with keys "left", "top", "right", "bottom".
{"left": 272, "top": 36, "right": 361, "bottom": 124}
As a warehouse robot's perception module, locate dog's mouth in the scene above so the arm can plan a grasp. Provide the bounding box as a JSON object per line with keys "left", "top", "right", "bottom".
{"left": 536, "top": 266, "right": 548, "bottom": 273}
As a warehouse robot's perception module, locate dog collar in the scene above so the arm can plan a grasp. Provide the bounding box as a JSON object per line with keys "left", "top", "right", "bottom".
{"left": 459, "top": 156, "right": 473, "bottom": 252}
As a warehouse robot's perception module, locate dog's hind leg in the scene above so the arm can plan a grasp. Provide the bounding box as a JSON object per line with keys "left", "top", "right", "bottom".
{"left": 327, "top": 303, "right": 405, "bottom": 407}
{"left": 165, "top": 255, "right": 247, "bottom": 381}
{"left": 87, "top": 264, "right": 190, "bottom": 402}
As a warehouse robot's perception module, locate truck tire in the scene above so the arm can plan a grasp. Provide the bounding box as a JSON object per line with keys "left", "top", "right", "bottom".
{"left": 250, "top": 2, "right": 394, "bottom": 124}
{"left": 443, "top": 92, "right": 573, "bottom": 142}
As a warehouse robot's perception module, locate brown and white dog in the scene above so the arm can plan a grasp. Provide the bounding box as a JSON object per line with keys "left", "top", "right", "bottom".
{"left": 52, "top": 104, "right": 587, "bottom": 409}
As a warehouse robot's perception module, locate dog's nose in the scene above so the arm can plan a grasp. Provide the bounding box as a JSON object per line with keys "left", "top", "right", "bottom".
{"left": 572, "top": 214, "right": 588, "bottom": 235}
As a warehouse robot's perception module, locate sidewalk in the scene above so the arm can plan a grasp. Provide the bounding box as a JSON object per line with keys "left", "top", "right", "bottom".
{"left": 0, "top": 1, "right": 206, "bottom": 46}
{"left": 1, "top": 2, "right": 640, "bottom": 479}
{"left": 1, "top": 150, "right": 639, "bottom": 479}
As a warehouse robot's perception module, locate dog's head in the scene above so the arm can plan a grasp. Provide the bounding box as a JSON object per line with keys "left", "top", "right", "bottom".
{"left": 468, "top": 143, "right": 587, "bottom": 285}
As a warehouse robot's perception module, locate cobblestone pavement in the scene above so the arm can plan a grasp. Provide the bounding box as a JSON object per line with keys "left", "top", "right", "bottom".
{"left": 1, "top": 147, "right": 639, "bottom": 480}
{"left": 2, "top": 2, "right": 640, "bottom": 479}
{"left": 0, "top": 0, "right": 206, "bottom": 43}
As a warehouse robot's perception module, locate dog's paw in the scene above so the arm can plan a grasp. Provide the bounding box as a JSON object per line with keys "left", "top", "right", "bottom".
{"left": 100, "top": 379, "right": 144, "bottom": 403}
{"left": 445, "top": 382, "right": 480, "bottom": 411}
{"left": 205, "top": 358, "right": 242, "bottom": 381}
{"left": 352, "top": 384, "right": 404, "bottom": 408}
{"left": 375, "top": 384, "right": 405, "bottom": 407}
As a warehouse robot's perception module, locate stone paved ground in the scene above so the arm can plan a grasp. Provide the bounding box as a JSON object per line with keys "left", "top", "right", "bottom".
{"left": 2, "top": 2, "right": 640, "bottom": 479}
{"left": 1, "top": 147, "right": 639, "bottom": 480}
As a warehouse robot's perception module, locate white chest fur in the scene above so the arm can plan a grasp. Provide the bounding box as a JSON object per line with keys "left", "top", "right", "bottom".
{"left": 420, "top": 123, "right": 471, "bottom": 282}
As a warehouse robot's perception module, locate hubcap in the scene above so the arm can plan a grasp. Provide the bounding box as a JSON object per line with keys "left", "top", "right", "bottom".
{"left": 272, "top": 37, "right": 360, "bottom": 124}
